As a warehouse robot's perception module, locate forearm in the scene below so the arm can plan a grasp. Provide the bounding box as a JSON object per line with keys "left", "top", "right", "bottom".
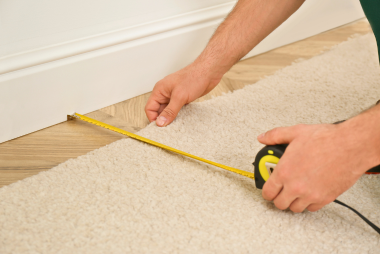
{"left": 193, "top": 0, "right": 305, "bottom": 81}
{"left": 341, "top": 103, "right": 380, "bottom": 172}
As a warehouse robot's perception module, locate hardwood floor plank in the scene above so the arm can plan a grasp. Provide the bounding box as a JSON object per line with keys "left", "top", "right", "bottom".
{"left": 0, "top": 112, "right": 140, "bottom": 186}
{"left": 0, "top": 170, "right": 49, "bottom": 187}
{"left": 100, "top": 92, "right": 151, "bottom": 129}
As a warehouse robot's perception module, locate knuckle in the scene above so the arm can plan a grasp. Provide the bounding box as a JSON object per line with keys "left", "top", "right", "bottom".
{"left": 269, "top": 128, "right": 280, "bottom": 142}
{"left": 307, "top": 205, "right": 321, "bottom": 212}
{"left": 163, "top": 107, "right": 177, "bottom": 118}
{"left": 273, "top": 200, "right": 287, "bottom": 210}
{"left": 292, "top": 125, "right": 301, "bottom": 135}
{"left": 173, "top": 90, "right": 188, "bottom": 102}
{"left": 309, "top": 193, "right": 321, "bottom": 203}
{"left": 306, "top": 195, "right": 333, "bottom": 212}
{"left": 153, "top": 80, "right": 165, "bottom": 91}
{"left": 262, "top": 190, "right": 272, "bottom": 201}
{"left": 294, "top": 124, "right": 307, "bottom": 134}
{"left": 289, "top": 183, "right": 305, "bottom": 196}
{"left": 262, "top": 184, "right": 272, "bottom": 199}
{"left": 296, "top": 124, "right": 306, "bottom": 129}
{"left": 323, "top": 196, "right": 336, "bottom": 205}
{"left": 262, "top": 187, "right": 276, "bottom": 201}
{"left": 277, "top": 168, "right": 290, "bottom": 181}
{"left": 144, "top": 101, "right": 150, "bottom": 111}
{"left": 290, "top": 206, "right": 303, "bottom": 213}
{"left": 155, "top": 80, "right": 162, "bottom": 87}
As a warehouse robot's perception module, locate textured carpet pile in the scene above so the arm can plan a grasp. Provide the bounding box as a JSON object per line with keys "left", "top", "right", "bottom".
{"left": 1, "top": 34, "right": 380, "bottom": 253}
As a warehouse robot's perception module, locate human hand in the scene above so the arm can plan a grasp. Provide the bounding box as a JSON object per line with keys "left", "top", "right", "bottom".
{"left": 257, "top": 122, "right": 380, "bottom": 213}
{"left": 145, "top": 64, "right": 222, "bottom": 127}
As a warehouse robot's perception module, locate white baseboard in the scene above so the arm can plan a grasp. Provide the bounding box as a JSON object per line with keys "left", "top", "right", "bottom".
{"left": 0, "top": 0, "right": 365, "bottom": 143}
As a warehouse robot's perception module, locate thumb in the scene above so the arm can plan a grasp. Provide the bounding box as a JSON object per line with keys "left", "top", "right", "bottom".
{"left": 156, "top": 95, "right": 186, "bottom": 127}
{"left": 257, "top": 125, "right": 301, "bottom": 145}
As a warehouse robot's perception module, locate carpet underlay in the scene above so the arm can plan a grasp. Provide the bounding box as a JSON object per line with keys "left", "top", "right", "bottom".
{"left": 2, "top": 34, "right": 380, "bottom": 253}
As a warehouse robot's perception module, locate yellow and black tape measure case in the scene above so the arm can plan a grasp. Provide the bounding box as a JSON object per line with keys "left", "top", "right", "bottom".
{"left": 253, "top": 144, "right": 287, "bottom": 189}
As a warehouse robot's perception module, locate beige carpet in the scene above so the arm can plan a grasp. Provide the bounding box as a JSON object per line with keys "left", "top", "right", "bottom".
{"left": 2, "top": 34, "right": 380, "bottom": 253}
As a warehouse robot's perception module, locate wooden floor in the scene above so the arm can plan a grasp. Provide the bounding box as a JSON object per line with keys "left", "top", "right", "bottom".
{"left": 0, "top": 19, "right": 372, "bottom": 187}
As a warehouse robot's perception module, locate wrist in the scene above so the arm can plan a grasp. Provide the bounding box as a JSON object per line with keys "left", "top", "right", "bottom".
{"left": 192, "top": 48, "right": 237, "bottom": 81}
{"left": 187, "top": 60, "right": 224, "bottom": 87}
{"left": 340, "top": 105, "right": 380, "bottom": 172}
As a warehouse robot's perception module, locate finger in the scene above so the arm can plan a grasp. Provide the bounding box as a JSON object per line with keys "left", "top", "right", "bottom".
{"left": 262, "top": 173, "right": 283, "bottom": 201}
{"left": 262, "top": 159, "right": 285, "bottom": 201}
{"left": 289, "top": 198, "right": 310, "bottom": 213}
{"left": 145, "top": 100, "right": 160, "bottom": 122}
{"left": 272, "top": 187, "right": 297, "bottom": 210}
{"left": 257, "top": 125, "right": 304, "bottom": 145}
{"left": 156, "top": 94, "right": 187, "bottom": 127}
{"left": 145, "top": 92, "right": 169, "bottom": 122}
{"left": 307, "top": 197, "right": 334, "bottom": 212}
{"left": 306, "top": 203, "right": 324, "bottom": 212}
{"left": 157, "top": 103, "right": 168, "bottom": 116}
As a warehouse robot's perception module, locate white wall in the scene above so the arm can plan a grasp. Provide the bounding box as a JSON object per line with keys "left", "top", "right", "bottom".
{"left": 1, "top": 0, "right": 232, "bottom": 56}
{"left": 0, "top": 0, "right": 231, "bottom": 67}
{"left": 0, "top": 0, "right": 365, "bottom": 143}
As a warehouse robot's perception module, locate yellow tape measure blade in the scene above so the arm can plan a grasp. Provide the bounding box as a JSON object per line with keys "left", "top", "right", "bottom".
{"left": 71, "top": 113, "right": 255, "bottom": 180}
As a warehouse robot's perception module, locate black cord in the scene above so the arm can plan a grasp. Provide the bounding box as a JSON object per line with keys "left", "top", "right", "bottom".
{"left": 334, "top": 199, "right": 380, "bottom": 234}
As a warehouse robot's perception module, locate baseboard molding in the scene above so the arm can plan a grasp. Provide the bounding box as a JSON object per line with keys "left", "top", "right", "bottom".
{"left": 0, "top": 2, "right": 237, "bottom": 75}
{"left": 0, "top": 0, "right": 365, "bottom": 143}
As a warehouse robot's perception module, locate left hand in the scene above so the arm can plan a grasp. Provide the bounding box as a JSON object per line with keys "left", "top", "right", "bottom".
{"left": 257, "top": 122, "right": 379, "bottom": 213}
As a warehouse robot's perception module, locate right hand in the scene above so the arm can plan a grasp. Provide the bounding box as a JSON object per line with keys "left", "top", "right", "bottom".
{"left": 145, "top": 64, "right": 222, "bottom": 127}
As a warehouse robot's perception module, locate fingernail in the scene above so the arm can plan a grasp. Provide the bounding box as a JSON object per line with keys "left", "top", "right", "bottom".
{"left": 156, "top": 116, "right": 167, "bottom": 126}
{"left": 257, "top": 132, "right": 265, "bottom": 139}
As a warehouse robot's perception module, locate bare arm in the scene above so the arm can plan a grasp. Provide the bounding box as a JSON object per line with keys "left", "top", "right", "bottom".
{"left": 145, "top": 0, "right": 305, "bottom": 126}
{"left": 196, "top": 0, "right": 305, "bottom": 79}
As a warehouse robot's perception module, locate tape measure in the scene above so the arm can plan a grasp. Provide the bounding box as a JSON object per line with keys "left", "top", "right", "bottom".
{"left": 253, "top": 144, "right": 288, "bottom": 189}
{"left": 69, "top": 113, "right": 255, "bottom": 180}
{"left": 71, "top": 113, "right": 380, "bottom": 234}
